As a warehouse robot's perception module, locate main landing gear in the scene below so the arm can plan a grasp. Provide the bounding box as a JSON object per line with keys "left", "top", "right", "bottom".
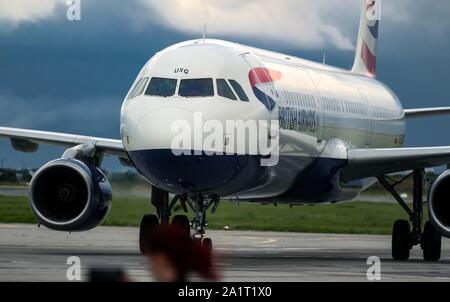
{"left": 139, "top": 187, "right": 218, "bottom": 254}
{"left": 378, "top": 169, "right": 442, "bottom": 261}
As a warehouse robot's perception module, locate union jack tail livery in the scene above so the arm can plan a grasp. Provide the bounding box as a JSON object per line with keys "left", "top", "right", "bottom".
{"left": 352, "top": 0, "right": 381, "bottom": 77}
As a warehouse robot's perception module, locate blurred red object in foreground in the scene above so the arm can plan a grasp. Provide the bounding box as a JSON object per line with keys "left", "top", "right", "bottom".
{"left": 145, "top": 225, "right": 219, "bottom": 282}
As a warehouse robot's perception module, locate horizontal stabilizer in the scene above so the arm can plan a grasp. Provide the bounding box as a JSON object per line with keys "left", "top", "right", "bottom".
{"left": 404, "top": 107, "right": 450, "bottom": 118}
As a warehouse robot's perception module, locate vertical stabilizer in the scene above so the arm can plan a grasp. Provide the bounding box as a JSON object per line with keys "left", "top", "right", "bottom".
{"left": 351, "top": 0, "right": 381, "bottom": 77}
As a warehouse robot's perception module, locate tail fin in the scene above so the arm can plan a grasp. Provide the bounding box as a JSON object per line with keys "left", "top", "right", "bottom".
{"left": 351, "top": 0, "right": 381, "bottom": 77}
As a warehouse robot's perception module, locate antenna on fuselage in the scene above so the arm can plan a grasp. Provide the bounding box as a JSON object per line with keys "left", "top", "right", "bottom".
{"left": 322, "top": 52, "right": 327, "bottom": 65}
{"left": 202, "top": 23, "right": 207, "bottom": 43}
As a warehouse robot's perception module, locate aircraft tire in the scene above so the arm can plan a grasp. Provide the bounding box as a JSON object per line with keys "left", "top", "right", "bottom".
{"left": 139, "top": 214, "right": 160, "bottom": 254}
{"left": 172, "top": 215, "right": 191, "bottom": 237}
{"left": 392, "top": 220, "right": 411, "bottom": 261}
{"left": 422, "top": 221, "right": 441, "bottom": 261}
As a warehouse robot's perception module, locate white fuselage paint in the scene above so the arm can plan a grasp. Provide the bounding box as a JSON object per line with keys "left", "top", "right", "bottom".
{"left": 120, "top": 40, "right": 405, "bottom": 204}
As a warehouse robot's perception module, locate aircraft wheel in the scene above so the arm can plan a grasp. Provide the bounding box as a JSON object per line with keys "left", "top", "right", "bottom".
{"left": 392, "top": 220, "right": 411, "bottom": 261}
{"left": 422, "top": 221, "right": 441, "bottom": 261}
{"left": 172, "top": 215, "right": 191, "bottom": 237}
{"left": 193, "top": 237, "right": 213, "bottom": 251}
{"left": 139, "top": 214, "right": 159, "bottom": 254}
{"left": 202, "top": 238, "right": 213, "bottom": 251}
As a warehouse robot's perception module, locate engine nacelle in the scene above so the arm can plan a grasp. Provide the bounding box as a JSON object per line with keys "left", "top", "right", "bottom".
{"left": 428, "top": 170, "right": 450, "bottom": 238}
{"left": 29, "top": 159, "right": 112, "bottom": 232}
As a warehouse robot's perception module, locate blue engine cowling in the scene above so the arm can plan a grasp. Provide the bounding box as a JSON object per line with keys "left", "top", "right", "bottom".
{"left": 29, "top": 159, "right": 112, "bottom": 232}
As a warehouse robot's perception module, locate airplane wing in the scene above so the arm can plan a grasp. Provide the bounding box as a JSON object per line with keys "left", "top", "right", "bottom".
{"left": 341, "top": 147, "right": 450, "bottom": 182}
{"left": 404, "top": 107, "right": 450, "bottom": 118}
{"left": 342, "top": 107, "right": 450, "bottom": 180}
{"left": 0, "top": 126, "right": 126, "bottom": 158}
{"left": 342, "top": 107, "right": 450, "bottom": 181}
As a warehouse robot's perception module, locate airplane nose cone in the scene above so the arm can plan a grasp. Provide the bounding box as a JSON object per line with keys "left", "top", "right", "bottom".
{"left": 125, "top": 107, "right": 262, "bottom": 195}
{"left": 126, "top": 107, "right": 199, "bottom": 151}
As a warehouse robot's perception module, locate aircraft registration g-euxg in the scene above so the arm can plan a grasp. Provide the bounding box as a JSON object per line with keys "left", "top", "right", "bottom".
{"left": 1, "top": 0, "right": 450, "bottom": 260}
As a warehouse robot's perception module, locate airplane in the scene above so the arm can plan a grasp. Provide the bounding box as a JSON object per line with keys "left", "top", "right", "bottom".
{"left": 1, "top": 0, "right": 450, "bottom": 261}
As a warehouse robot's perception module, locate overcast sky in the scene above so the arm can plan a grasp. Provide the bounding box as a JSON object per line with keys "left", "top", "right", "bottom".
{"left": 1, "top": 0, "right": 450, "bottom": 170}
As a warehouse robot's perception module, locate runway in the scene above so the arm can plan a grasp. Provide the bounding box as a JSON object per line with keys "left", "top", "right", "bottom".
{"left": 0, "top": 224, "right": 449, "bottom": 282}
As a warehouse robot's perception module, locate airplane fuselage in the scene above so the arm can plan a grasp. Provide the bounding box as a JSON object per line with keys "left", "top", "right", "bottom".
{"left": 120, "top": 40, "right": 405, "bottom": 204}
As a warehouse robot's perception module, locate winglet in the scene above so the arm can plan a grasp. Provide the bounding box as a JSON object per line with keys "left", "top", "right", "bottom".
{"left": 351, "top": 0, "right": 381, "bottom": 78}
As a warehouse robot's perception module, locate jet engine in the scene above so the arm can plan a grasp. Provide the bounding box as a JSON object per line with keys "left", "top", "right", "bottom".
{"left": 29, "top": 158, "right": 112, "bottom": 232}
{"left": 428, "top": 170, "right": 450, "bottom": 238}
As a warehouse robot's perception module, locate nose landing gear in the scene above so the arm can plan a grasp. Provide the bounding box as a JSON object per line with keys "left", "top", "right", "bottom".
{"left": 139, "top": 187, "right": 218, "bottom": 254}
{"left": 186, "top": 194, "right": 219, "bottom": 251}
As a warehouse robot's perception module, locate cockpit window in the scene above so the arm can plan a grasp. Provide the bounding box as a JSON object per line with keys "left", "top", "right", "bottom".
{"left": 146, "top": 77, "right": 177, "bottom": 97}
{"left": 130, "top": 77, "right": 149, "bottom": 99}
{"left": 127, "top": 79, "right": 140, "bottom": 100}
{"left": 217, "top": 79, "right": 237, "bottom": 101}
{"left": 127, "top": 78, "right": 145, "bottom": 100}
{"left": 229, "top": 80, "right": 249, "bottom": 102}
{"left": 179, "top": 78, "right": 214, "bottom": 98}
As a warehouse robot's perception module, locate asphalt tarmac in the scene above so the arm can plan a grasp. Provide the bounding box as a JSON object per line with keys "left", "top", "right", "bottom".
{"left": 0, "top": 224, "right": 449, "bottom": 282}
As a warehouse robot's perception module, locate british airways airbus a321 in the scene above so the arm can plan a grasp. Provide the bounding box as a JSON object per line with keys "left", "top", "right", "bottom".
{"left": 2, "top": 0, "right": 450, "bottom": 261}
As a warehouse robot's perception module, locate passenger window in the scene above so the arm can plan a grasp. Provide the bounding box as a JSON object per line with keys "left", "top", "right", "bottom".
{"left": 217, "top": 79, "right": 237, "bottom": 101}
{"left": 179, "top": 78, "right": 214, "bottom": 97}
{"left": 229, "top": 80, "right": 249, "bottom": 102}
{"left": 146, "top": 77, "right": 177, "bottom": 97}
{"left": 130, "top": 77, "right": 149, "bottom": 99}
